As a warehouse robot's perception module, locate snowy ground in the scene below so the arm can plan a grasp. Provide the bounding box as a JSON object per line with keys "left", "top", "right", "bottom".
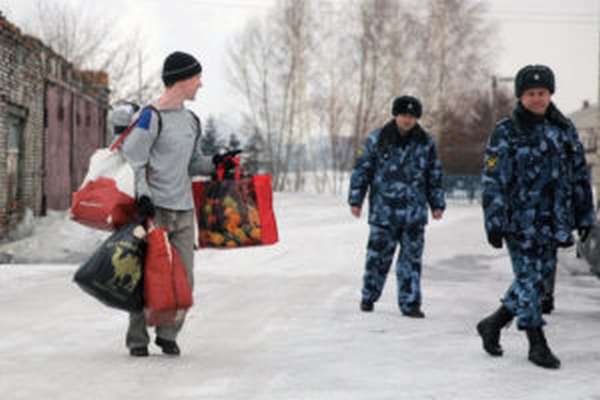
{"left": 1, "top": 193, "right": 600, "bottom": 400}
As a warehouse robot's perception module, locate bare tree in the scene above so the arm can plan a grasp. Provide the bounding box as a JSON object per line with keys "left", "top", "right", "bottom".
{"left": 306, "top": 0, "right": 424, "bottom": 193}
{"left": 348, "top": 0, "right": 425, "bottom": 147}
{"left": 229, "top": 0, "right": 498, "bottom": 194}
{"left": 25, "top": 0, "right": 161, "bottom": 104}
{"left": 307, "top": 2, "right": 356, "bottom": 194}
{"left": 438, "top": 87, "right": 513, "bottom": 175}
{"left": 228, "top": 0, "right": 316, "bottom": 191}
{"left": 414, "top": 0, "right": 497, "bottom": 137}
{"left": 348, "top": 0, "right": 396, "bottom": 153}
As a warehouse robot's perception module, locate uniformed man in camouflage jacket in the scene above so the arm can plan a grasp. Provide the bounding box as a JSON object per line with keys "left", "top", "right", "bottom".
{"left": 477, "top": 65, "right": 595, "bottom": 369}
{"left": 348, "top": 95, "right": 445, "bottom": 318}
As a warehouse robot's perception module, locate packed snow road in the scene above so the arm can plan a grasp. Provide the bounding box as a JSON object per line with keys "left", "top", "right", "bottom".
{"left": 1, "top": 193, "right": 599, "bottom": 400}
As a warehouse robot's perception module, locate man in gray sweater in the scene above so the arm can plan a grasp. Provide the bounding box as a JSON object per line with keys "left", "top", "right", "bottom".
{"left": 122, "top": 51, "right": 213, "bottom": 357}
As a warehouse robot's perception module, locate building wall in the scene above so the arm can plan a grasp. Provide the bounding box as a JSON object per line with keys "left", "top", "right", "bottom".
{"left": 0, "top": 17, "right": 45, "bottom": 239}
{"left": 597, "top": 29, "right": 600, "bottom": 206}
{"left": 582, "top": 127, "right": 599, "bottom": 207}
{"left": 0, "top": 14, "right": 109, "bottom": 239}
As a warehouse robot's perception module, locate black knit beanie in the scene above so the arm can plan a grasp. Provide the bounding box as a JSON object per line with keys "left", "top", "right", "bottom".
{"left": 515, "top": 64, "right": 555, "bottom": 98}
{"left": 162, "top": 51, "right": 202, "bottom": 86}
{"left": 392, "top": 95, "right": 422, "bottom": 118}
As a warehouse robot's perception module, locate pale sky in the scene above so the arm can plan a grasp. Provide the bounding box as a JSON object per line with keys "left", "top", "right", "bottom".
{"left": 1, "top": 0, "right": 598, "bottom": 120}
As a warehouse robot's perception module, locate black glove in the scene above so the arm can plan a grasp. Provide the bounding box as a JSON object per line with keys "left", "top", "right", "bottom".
{"left": 137, "top": 195, "right": 156, "bottom": 220}
{"left": 578, "top": 227, "right": 591, "bottom": 243}
{"left": 487, "top": 231, "right": 503, "bottom": 249}
{"left": 212, "top": 149, "right": 242, "bottom": 168}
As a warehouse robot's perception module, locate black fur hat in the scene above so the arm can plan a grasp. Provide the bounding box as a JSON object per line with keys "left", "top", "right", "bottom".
{"left": 515, "top": 64, "right": 555, "bottom": 98}
{"left": 392, "top": 95, "right": 422, "bottom": 118}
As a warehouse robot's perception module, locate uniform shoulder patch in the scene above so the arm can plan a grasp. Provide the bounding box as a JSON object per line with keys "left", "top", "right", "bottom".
{"left": 486, "top": 155, "right": 498, "bottom": 171}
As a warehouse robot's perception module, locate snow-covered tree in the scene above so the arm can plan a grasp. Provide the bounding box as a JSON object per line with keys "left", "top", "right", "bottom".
{"left": 227, "top": 133, "right": 242, "bottom": 151}
{"left": 244, "top": 129, "right": 267, "bottom": 175}
{"left": 201, "top": 116, "right": 223, "bottom": 155}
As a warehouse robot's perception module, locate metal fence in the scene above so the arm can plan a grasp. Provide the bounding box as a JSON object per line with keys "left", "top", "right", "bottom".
{"left": 444, "top": 175, "right": 481, "bottom": 202}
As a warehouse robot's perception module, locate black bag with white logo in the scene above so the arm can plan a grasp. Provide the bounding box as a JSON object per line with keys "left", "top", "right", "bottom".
{"left": 74, "top": 223, "right": 146, "bottom": 311}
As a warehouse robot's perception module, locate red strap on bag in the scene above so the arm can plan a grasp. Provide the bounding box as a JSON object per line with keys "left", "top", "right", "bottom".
{"left": 172, "top": 250, "right": 193, "bottom": 308}
{"left": 252, "top": 175, "right": 278, "bottom": 244}
{"left": 216, "top": 156, "right": 242, "bottom": 181}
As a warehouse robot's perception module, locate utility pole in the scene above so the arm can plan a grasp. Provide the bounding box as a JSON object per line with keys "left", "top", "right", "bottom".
{"left": 491, "top": 75, "right": 514, "bottom": 123}
{"left": 137, "top": 50, "right": 143, "bottom": 105}
{"left": 595, "top": 2, "right": 600, "bottom": 208}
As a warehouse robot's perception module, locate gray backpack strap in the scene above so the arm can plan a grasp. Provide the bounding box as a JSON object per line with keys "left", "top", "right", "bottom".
{"left": 145, "top": 105, "right": 163, "bottom": 136}
{"left": 187, "top": 109, "right": 201, "bottom": 133}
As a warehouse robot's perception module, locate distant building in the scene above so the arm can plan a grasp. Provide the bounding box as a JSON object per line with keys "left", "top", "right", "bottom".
{"left": 568, "top": 101, "right": 599, "bottom": 206}
{"left": 0, "top": 13, "right": 109, "bottom": 240}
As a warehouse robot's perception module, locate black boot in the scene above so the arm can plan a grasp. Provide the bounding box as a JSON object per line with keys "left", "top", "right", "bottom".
{"left": 401, "top": 308, "right": 425, "bottom": 318}
{"left": 360, "top": 300, "right": 374, "bottom": 312}
{"left": 155, "top": 337, "right": 181, "bottom": 356}
{"left": 129, "top": 346, "right": 149, "bottom": 357}
{"left": 526, "top": 328, "right": 561, "bottom": 369}
{"left": 476, "top": 305, "right": 514, "bottom": 357}
{"left": 541, "top": 297, "right": 554, "bottom": 315}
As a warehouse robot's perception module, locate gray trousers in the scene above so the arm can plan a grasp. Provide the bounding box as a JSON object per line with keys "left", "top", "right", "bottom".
{"left": 126, "top": 207, "right": 195, "bottom": 349}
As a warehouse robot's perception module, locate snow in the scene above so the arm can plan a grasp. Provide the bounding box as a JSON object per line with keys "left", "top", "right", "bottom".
{"left": 0, "top": 210, "right": 110, "bottom": 263}
{"left": 1, "top": 192, "right": 600, "bottom": 400}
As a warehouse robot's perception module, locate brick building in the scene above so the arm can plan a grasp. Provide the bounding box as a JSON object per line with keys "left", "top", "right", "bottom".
{"left": 568, "top": 101, "right": 599, "bottom": 204}
{"left": 0, "top": 13, "right": 109, "bottom": 239}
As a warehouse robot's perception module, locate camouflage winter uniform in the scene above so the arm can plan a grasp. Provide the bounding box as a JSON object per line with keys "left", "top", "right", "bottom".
{"left": 482, "top": 102, "right": 594, "bottom": 329}
{"left": 349, "top": 120, "right": 445, "bottom": 312}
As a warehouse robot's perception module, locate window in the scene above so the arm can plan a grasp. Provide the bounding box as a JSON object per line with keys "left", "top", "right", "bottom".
{"left": 6, "top": 111, "right": 26, "bottom": 211}
{"left": 85, "top": 101, "right": 92, "bottom": 127}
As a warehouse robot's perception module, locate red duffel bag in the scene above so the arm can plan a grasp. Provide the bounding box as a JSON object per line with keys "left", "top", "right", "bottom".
{"left": 192, "top": 158, "right": 278, "bottom": 248}
{"left": 144, "top": 225, "right": 193, "bottom": 326}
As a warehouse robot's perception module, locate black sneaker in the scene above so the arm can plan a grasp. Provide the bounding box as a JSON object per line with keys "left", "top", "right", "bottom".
{"left": 155, "top": 337, "right": 181, "bottom": 356}
{"left": 401, "top": 308, "right": 425, "bottom": 318}
{"left": 129, "top": 347, "right": 149, "bottom": 357}
{"left": 360, "top": 301, "right": 374, "bottom": 312}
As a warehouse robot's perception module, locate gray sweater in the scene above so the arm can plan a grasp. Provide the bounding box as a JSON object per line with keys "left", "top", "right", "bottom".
{"left": 121, "top": 106, "right": 213, "bottom": 210}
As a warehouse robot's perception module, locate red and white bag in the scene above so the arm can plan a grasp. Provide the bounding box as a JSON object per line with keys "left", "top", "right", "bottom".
{"left": 70, "top": 107, "right": 159, "bottom": 230}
